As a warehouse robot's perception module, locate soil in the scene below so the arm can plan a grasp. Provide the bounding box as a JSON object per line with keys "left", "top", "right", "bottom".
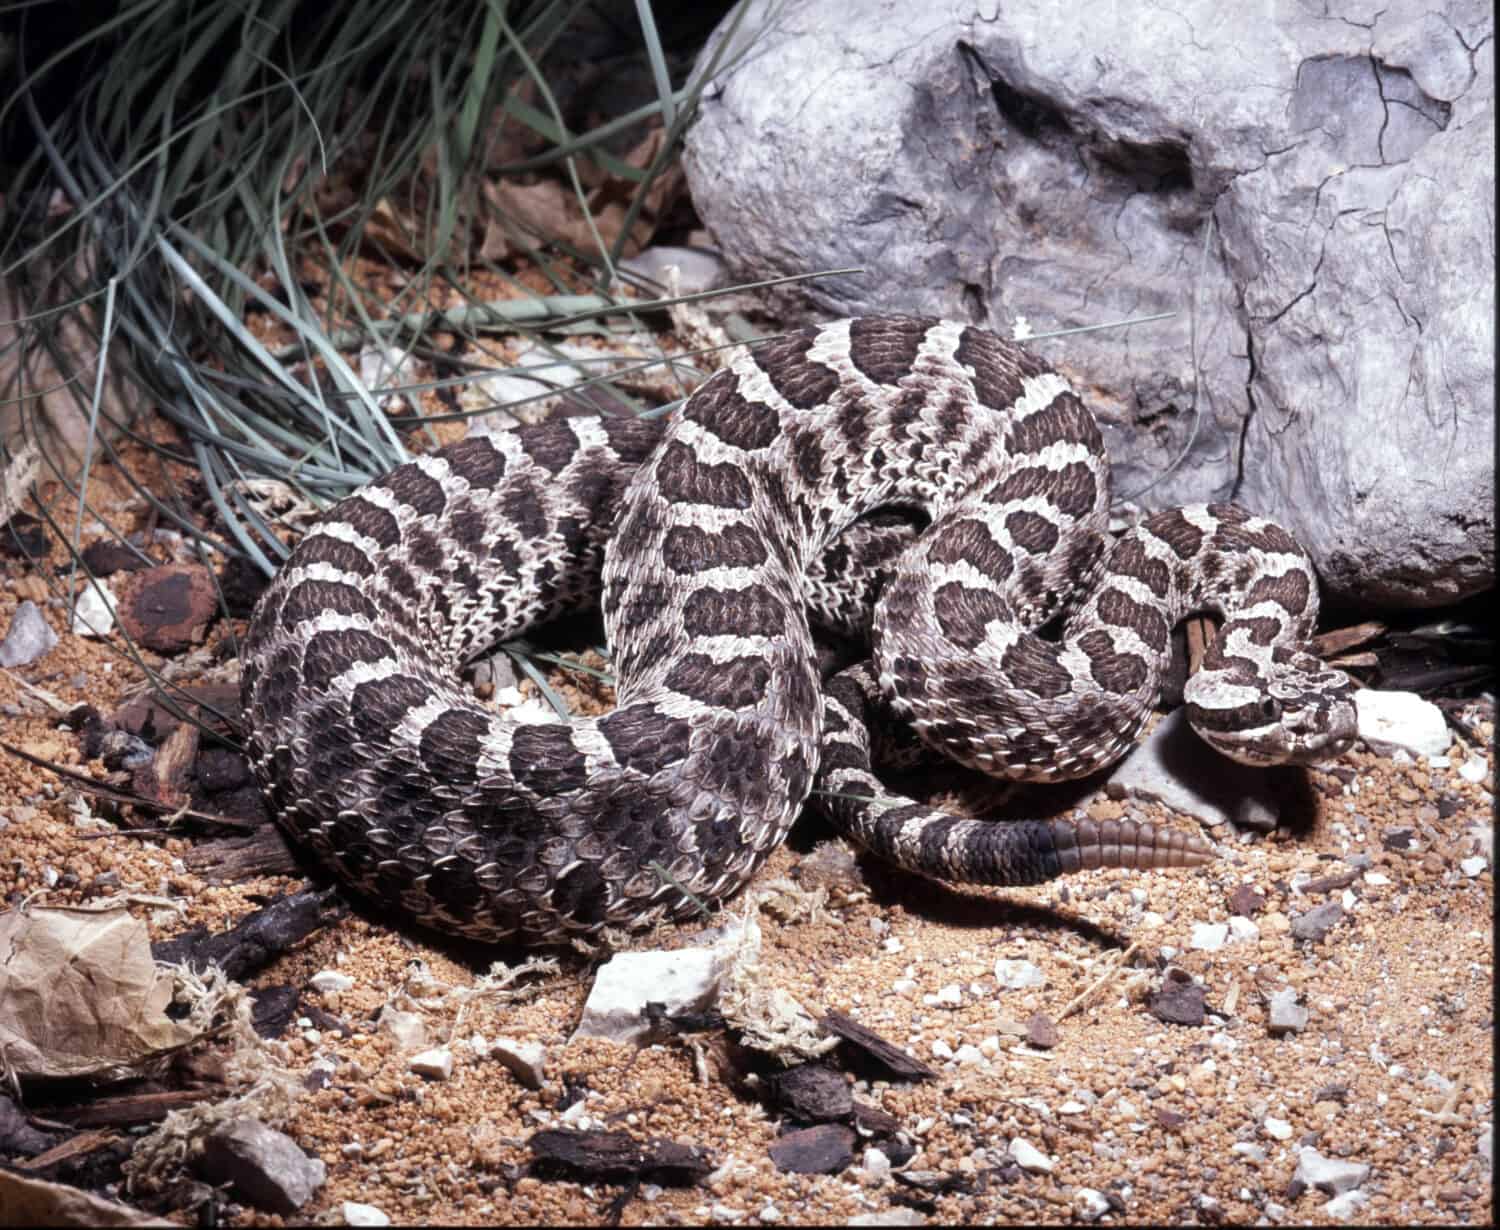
{"left": 0, "top": 420, "right": 1493, "bottom": 1228}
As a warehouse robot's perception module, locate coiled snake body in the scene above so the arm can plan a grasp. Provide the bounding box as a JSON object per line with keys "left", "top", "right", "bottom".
{"left": 242, "top": 317, "right": 1356, "bottom": 944}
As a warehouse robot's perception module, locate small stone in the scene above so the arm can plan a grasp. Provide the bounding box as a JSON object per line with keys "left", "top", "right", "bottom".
{"left": 953, "top": 1044, "right": 985, "bottom": 1066}
{"left": 930, "top": 1039, "right": 954, "bottom": 1060}
{"left": 1008, "top": 1137, "right": 1054, "bottom": 1173}
{"left": 1266, "top": 988, "right": 1309, "bottom": 1036}
{"left": 862, "top": 1146, "right": 891, "bottom": 1180}
{"left": 767, "top": 1123, "right": 856, "bottom": 1174}
{"left": 1459, "top": 756, "right": 1488, "bottom": 783}
{"left": 993, "top": 959, "right": 1044, "bottom": 990}
{"left": 377, "top": 1006, "right": 430, "bottom": 1053}
{"left": 1074, "top": 1187, "right": 1110, "bottom": 1221}
{"left": 489, "top": 1036, "right": 547, "bottom": 1090}
{"left": 197, "top": 1119, "right": 326, "bottom": 1214}
{"left": 1227, "top": 915, "right": 1260, "bottom": 943}
{"left": 1290, "top": 902, "right": 1343, "bottom": 943}
{"left": 0, "top": 601, "right": 58, "bottom": 668}
{"left": 113, "top": 564, "right": 219, "bottom": 653}
{"left": 309, "top": 970, "right": 354, "bottom": 994}
{"left": 1190, "top": 922, "right": 1229, "bottom": 951}
{"left": 342, "top": 1200, "right": 392, "bottom": 1226}
{"left": 1232, "top": 1142, "right": 1268, "bottom": 1163}
{"left": 1294, "top": 1145, "right": 1370, "bottom": 1194}
{"left": 924, "top": 983, "right": 962, "bottom": 1007}
{"left": 1354, "top": 689, "right": 1451, "bottom": 759}
{"left": 1228, "top": 884, "right": 1266, "bottom": 917}
{"left": 71, "top": 581, "right": 117, "bottom": 638}
{"left": 1263, "top": 1117, "right": 1294, "bottom": 1141}
{"left": 409, "top": 1047, "right": 454, "bottom": 1079}
{"left": 1147, "top": 968, "right": 1206, "bottom": 1027}
{"left": 847, "top": 1210, "right": 927, "bottom": 1227}
{"left": 1323, "top": 1190, "right": 1370, "bottom": 1220}
{"left": 1025, "top": 1012, "right": 1059, "bottom": 1049}
{"left": 1459, "top": 855, "right": 1488, "bottom": 877}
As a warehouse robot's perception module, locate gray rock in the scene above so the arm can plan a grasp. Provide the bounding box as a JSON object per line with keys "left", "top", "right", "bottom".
{"left": 619, "top": 244, "right": 727, "bottom": 295}
{"left": 1290, "top": 902, "right": 1344, "bottom": 943}
{"left": 0, "top": 601, "right": 58, "bottom": 668}
{"left": 1105, "top": 709, "right": 1280, "bottom": 831}
{"left": 196, "top": 1119, "right": 326, "bottom": 1214}
{"left": 685, "top": 0, "right": 1493, "bottom": 608}
{"left": 1266, "top": 988, "right": 1309, "bottom": 1036}
{"left": 1294, "top": 1145, "right": 1371, "bottom": 1196}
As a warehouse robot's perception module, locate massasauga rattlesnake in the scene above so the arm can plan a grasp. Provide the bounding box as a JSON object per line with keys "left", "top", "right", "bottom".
{"left": 241, "top": 316, "right": 1357, "bottom": 944}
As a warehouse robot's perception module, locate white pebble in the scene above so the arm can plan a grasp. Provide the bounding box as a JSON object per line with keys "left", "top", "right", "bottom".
{"left": 1075, "top": 1187, "right": 1111, "bottom": 1220}
{"left": 1363, "top": 871, "right": 1391, "bottom": 886}
{"left": 71, "top": 582, "right": 117, "bottom": 638}
{"left": 1460, "top": 855, "right": 1488, "bottom": 877}
{"left": 924, "top": 983, "right": 962, "bottom": 1007}
{"left": 1190, "top": 922, "right": 1229, "bottom": 951}
{"left": 310, "top": 970, "right": 354, "bottom": 993}
{"left": 1459, "top": 756, "right": 1488, "bottom": 783}
{"left": 863, "top": 1147, "right": 891, "bottom": 1179}
{"left": 409, "top": 1047, "right": 454, "bottom": 1080}
{"left": 1009, "top": 1137, "right": 1054, "bottom": 1173}
{"left": 930, "top": 1039, "right": 954, "bottom": 1060}
{"left": 953, "top": 1044, "right": 985, "bottom": 1066}
{"left": 342, "top": 1202, "right": 391, "bottom": 1227}
{"left": 993, "top": 958, "right": 1044, "bottom": 989}
{"left": 1263, "top": 1116, "right": 1293, "bottom": 1140}
{"left": 892, "top": 978, "right": 918, "bottom": 997}
{"left": 1227, "top": 915, "right": 1260, "bottom": 943}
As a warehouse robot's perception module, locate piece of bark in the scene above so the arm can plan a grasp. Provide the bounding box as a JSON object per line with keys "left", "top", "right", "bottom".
{"left": 527, "top": 1129, "right": 712, "bottom": 1187}
{"left": 12, "top": 1129, "right": 121, "bottom": 1172}
{"left": 820, "top": 1011, "right": 937, "bottom": 1082}
{"left": 1312, "top": 621, "right": 1386, "bottom": 657}
{"left": 184, "top": 827, "right": 301, "bottom": 884}
{"left": 52, "top": 1088, "right": 225, "bottom": 1128}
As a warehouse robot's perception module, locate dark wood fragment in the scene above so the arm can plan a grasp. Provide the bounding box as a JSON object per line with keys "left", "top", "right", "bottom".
{"left": 52, "top": 1088, "right": 225, "bottom": 1127}
{"left": 151, "top": 888, "right": 329, "bottom": 981}
{"left": 0, "top": 513, "right": 50, "bottom": 560}
{"left": 113, "top": 563, "right": 219, "bottom": 654}
{"left": 184, "top": 826, "right": 300, "bottom": 883}
{"left": 820, "top": 1010, "right": 936, "bottom": 1082}
{"left": 527, "top": 1128, "right": 712, "bottom": 1187}
{"left": 11, "top": 1128, "right": 120, "bottom": 1171}
{"left": 1298, "top": 867, "right": 1361, "bottom": 895}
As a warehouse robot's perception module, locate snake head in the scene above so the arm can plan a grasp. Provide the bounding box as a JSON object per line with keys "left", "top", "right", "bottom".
{"left": 1183, "top": 656, "right": 1358, "bottom": 766}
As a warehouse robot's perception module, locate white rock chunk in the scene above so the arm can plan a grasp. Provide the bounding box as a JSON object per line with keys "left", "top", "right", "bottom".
{"left": 408, "top": 1047, "right": 454, "bottom": 1080}
{"left": 993, "top": 959, "right": 1044, "bottom": 990}
{"left": 309, "top": 970, "right": 354, "bottom": 994}
{"left": 342, "top": 1201, "right": 393, "bottom": 1226}
{"left": 1354, "top": 689, "right": 1451, "bottom": 759}
{"left": 1295, "top": 1145, "right": 1371, "bottom": 1195}
{"left": 490, "top": 1036, "right": 547, "bottom": 1089}
{"left": 573, "top": 922, "right": 745, "bottom": 1045}
{"left": 377, "top": 1006, "right": 430, "bottom": 1053}
{"left": 70, "top": 582, "right": 116, "bottom": 638}
{"left": 1190, "top": 922, "right": 1229, "bottom": 951}
{"left": 1008, "top": 1137, "right": 1054, "bottom": 1173}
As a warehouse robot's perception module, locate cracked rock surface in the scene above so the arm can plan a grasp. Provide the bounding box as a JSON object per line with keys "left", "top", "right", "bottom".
{"left": 684, "top": 0, "right": 1492, "bottom": 608}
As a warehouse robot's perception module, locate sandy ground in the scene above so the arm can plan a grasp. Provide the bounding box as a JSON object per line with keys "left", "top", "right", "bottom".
{"left": 0, "top": 446, "right": 1493, "bottom": 1228}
